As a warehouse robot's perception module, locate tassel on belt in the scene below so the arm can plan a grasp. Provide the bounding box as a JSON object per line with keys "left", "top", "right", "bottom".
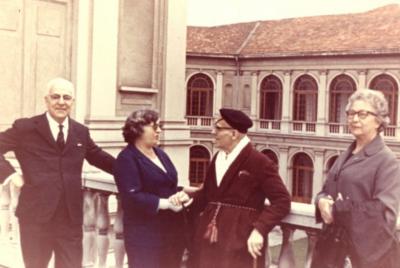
{"left": 203, "top": 201, "right": 257, "bottom": 244}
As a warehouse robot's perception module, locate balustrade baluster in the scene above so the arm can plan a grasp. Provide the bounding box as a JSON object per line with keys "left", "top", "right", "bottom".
{"left": 83, "top": 189, "right": 96, "bottom": 267}
{"left": 96, "top": 193, "right": 110, "bottom": 268}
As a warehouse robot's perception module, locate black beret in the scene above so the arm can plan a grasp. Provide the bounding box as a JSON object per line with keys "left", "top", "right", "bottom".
{"left": 219, "top": 108, "right": 253, "bottom": 133}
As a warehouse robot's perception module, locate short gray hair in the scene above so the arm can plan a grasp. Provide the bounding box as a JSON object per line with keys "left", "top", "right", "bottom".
{"left": 46, "top": 77, "right": 74, "bottom": 97}
{"left": 345, "top": 89, "right": 390, "bottom": 132}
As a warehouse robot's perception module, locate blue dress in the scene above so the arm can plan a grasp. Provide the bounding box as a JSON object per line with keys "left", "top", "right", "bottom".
{"left": 113, "top": 144, "right": 185, "bottom": 268}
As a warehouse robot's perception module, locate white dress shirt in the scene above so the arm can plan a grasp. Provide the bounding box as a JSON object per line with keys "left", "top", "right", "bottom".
{"left": 215, "top": 135, "right": 250, "bottom": 187}
{"left": 46, "top": 112, "right": 69, "bottom": 143}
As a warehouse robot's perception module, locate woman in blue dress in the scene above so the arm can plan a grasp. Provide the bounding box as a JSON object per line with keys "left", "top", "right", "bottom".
{"left": 114, "top": 109, "right": 186, "bottom": 268}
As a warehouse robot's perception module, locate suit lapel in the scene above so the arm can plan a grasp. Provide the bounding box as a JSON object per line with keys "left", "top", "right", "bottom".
{"left": 62, "top": 118, "right": 79, "bottom": 155}
{"left": 341, "top": 151, "right": 367, "bottom": 170}
{"left": 34, "top": 114, "right": 58, "bottom": 151}
{"left": 340, "top": 135, "right": 384, "bottom": 170}
{"left": 129, "top": 145, "right": 176, "bottom": 183}
{"left": 206, "top": 153, "right": 218, "bottom": 190}
{"left": 154, "top": 148, "right": 176, "bottom": 181}
{"left": 218, "top": 143, "right": 253, "bottom": 194}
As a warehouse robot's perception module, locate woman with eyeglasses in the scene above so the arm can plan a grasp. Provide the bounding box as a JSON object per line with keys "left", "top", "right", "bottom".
{"left": 312, "top": 89, "right": 400, "bottom": 268}
{"left": 113, "top": 109, "right": 189, "bottom": 268}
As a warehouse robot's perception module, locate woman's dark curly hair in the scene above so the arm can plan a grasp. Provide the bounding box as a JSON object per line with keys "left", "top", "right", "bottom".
{"left": 122, "top": 109, "right": 159, "bottom": 144}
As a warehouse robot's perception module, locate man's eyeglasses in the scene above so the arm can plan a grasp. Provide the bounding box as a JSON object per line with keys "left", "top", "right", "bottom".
{"left": 214, "top": 125, "right": 234, "bottom": 131}
{"left": 346, "top": 110, "right": 378, "bottom": 120}
{"left": 49, "top": 94, "right": 73, "bottom": 101}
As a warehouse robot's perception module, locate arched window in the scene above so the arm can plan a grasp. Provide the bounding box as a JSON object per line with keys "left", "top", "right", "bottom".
{"left": 292, "top": 153, "right": 314, "bottom": 204}
{"left": 369, "top": 74, "right": 398, "bottom": 125}
{"left": 189, "top": 146, "right": 210, "bottom": 186}
{"left": 293, "top": 75, "right": 318, "bottom": 122}
{"left": 261, "top": 149, "right": 279, "bottom": 166}
{"left": 329, "top": 75, "right": 356, "bottom": 123}
{"left": 326, "top": 155, "right": 338, "bottom": 172}
{"left": 186, "top": 74, "right": 214, "bottom": 116}
{"left": 260, "top": 75, "right": 282, "bottom": 120}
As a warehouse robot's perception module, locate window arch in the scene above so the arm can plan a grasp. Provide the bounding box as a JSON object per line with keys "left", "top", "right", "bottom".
{"left": 293, "top": 75, "right": 318, "bottom": 122}
{"left": 329, "top": 74, "right": 356, "bottom": 123}
{"left": 186, "top": 73, "right": 214, "bottom": 116}
{"left": 292, "top": 153, "right": 314, "bottom": 204}
{"left": 189, "top": 145, "right": 210, "bottom": 186}
{"left": 326, "top": 155, "right": 338, "bottom": 171}
{"left": 260, "top": 75, "right": 282, "bottom": 120}
{"left": 261, "top": 149, "right": 279, "bottom": 166}
{"left": 369, "top": 74, "right": 398, "bottom": 124}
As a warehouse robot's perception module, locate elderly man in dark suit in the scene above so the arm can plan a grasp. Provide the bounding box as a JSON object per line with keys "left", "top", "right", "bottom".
{"left": 173, "top": 108, "right": 291, "bottom": 268}
{"left": 0, "top": 78, "right": 115, "bottom": 268}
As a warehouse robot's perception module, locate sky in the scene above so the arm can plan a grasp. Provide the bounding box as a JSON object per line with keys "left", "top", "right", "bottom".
{"left": 187, "top": 0, "right": 400, "bottom": 26}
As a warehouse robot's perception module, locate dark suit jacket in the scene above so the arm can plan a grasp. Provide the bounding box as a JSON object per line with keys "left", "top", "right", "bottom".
{"left": 315, "top": 135, "right": 400, "bottom": 265}
{"left": 113, "top": 144, "right": 184, "bottom": 247}
{"left": 0, "top": 114, "right": 114, "bottom": 224}
{"left": 189, "top": 143, "right": 291, "bottom": 268}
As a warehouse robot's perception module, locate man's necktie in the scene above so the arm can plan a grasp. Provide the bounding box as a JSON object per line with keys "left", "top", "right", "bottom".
{"left": 56, "top": 124, "right": 65, "bottom": 150}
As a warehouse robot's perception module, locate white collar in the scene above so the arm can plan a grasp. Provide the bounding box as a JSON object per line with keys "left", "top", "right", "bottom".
{"left": 46, "top": 112, "right": 69, "bottom": 141}
{"left": 215, "top": 135, "right": 251, "bottom": 186}
{"left": 220, "top": 135, "right": 250, "bottom": 160}
{"left": 46, "top": 112, "right": 68, "bottom": 128}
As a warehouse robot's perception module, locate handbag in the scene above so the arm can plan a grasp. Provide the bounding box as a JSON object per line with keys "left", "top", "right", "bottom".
{"left": 310, "top": 225, "right": 350, "bottom": 268}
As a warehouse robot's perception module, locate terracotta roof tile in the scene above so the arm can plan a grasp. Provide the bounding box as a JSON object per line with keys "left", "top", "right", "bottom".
{"left": 187, "top": 22, "right": 257, "bottom": 55}
{"left": 187, "top": 4, "right": 400, "bottom": 57}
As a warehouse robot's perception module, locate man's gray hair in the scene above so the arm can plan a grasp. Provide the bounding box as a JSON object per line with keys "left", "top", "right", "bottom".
{"left": 46, "top": 78, "right": 75, "bottom": 96}
{"left": 345, "top": 88, "right": 390, "bottom": 132}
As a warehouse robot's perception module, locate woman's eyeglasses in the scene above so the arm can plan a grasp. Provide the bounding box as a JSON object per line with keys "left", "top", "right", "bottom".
{"left": 346, "top": 110, "right": 377, "bottom": 120}
{"left": 151, "top": 123, "right": 163, "bottom": 131}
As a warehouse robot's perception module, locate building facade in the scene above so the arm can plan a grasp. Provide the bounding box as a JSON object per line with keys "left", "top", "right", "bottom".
{"left": 0, "top": 0, "right": 192, "bottom": 185}
{"left": 186, "top": 5, "right": 400, "bottom": 203}
{"left": 1, "top": 2, "right": 400, "bottom": 204}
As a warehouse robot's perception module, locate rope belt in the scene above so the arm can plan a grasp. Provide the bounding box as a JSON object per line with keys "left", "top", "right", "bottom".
{"left": 209, "top": 201, "right": 257, "bottom": 212}
{"left": 203, "top": 202, "right": 258, "bottom": 244}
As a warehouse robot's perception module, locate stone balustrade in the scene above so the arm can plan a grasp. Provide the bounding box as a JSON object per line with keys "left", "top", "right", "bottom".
{"left": 185, "top": 116, "right": 399, "bottom": 139}
{"left": 4, "top": 171, "right": 400, "bottom": 267}
{"left": 275, "top": 202, "right": 322, "bottom": 268}
{"left": 81, "top": 172, "right": 125, "bottom": 268}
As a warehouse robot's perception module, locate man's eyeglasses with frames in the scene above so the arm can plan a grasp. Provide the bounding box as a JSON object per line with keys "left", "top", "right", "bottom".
{"left": 214, "top": 125, "right": 234, "bottom": 131}
{"left": 49, "top": 94, "right": 73, "bottom": 101}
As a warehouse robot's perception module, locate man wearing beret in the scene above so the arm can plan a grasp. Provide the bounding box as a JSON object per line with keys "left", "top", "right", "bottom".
{"left": 172, "top": 108, "right": 291, "bottom": 268}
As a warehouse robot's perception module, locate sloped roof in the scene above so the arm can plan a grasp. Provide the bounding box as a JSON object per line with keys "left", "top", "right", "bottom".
{"left": 187, "top": 22, "right": 257, "bottom": 55}
{"left": 187, "top": 4, "right": 400, "bottom": 57}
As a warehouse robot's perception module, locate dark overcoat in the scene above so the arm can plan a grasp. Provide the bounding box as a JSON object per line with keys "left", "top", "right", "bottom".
{"left": 189, "top": 143, "right": 291, "bottom": 268}
{"left": 315, "top": 135, "right": 400, "bottom": 268}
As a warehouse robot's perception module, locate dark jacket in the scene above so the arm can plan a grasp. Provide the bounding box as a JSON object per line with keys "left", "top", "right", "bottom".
{"left": 315, "top": 135, "right": 400, "bottom": 267}
{"left": 0, "top": 113, "right": 115, "bottom": 224}
{"left": 189, "top": 143, "right": 291, "bottom": 268}
{"left": 113, "top": 144, "right": 184, "bottom": 247}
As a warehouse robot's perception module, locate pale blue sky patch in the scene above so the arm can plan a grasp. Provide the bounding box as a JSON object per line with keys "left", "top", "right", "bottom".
{"left": 187, "top": 0, "right": 400, "bottom": 26}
